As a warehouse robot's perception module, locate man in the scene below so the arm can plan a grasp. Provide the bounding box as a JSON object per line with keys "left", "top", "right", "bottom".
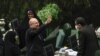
{"left": 25, "top": 16, "right": 52, "bottom": 56}
{"left": 4, "top": 22, "right": 20, "bottom": 56}
{"left": 75, "top": 17, "right": 99, "bottom": 56}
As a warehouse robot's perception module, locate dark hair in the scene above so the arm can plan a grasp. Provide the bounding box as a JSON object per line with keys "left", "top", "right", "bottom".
{"left": 11, "top": 19, "right": 19, "bottom": 30}
{"left": 75, "top": 17, "right": 86, "bottom": 26}
{"left": 21, "top": 8, "right": 43, "bottom": 30}
{"left": 24, "top": 8, "right": 42, "bottom": 24}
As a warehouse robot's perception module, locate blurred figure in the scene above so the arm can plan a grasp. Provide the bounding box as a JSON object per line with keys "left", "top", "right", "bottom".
{"left": 4, "top": 17, "right": 10, "bottom": 32}
{"left": 25, "top": 16, "right": 52, "bottom": 56}
{"left": 4, "top": 22, "right": 20, "bottom": 56}
{"left": 75, "top": 17, "right": 99, "bottom": 56}
{"left": 0, "top": 29, "right": 4, "bottom": 56}
{"left": 17, "top": 8, "right": 44, "bottom": 49}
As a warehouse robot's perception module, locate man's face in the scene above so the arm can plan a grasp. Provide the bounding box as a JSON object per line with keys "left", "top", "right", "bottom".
{"left": 75, "top": 24, "right": 82, "bottom": 31}
{"left": 29, "top": 18, "right": 40, "bottom": 29}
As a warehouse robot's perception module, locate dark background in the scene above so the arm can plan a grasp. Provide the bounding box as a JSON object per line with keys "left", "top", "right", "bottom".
{"left": 0, "top": 0, "right": 100, "bottom": 28}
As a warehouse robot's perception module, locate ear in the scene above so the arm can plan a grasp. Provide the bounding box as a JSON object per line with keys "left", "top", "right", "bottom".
{"left": 78, "top": 24, "right": 83, "bottom": 28}
{"left": 78, "top": 24, "right": 81, "bottom": 26}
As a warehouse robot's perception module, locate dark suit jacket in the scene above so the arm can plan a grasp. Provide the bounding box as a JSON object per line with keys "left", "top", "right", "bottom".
{"left": 25, "top": 24, "right": 46, "bottom": 56}
{"left": 77, "top": 25, "right": 99, "bottom": 56}
{"left": 4, "top": 42, "right": 20, "bottom": 56}
{"left": 4, "top": 31, "right": 20, "bottom": 56}
{"left": 16, "top": 18, "right": 46, "bottom": 49}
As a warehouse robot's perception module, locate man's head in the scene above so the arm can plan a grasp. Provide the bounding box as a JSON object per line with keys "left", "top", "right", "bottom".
{"left": 29, "top": 18, "right": 40, "bottom": 29}
{"left": 63, "top": 23, "right": 71, "bottom": 31}
{"left": 75, "top": 17, "right": 86, "bottom": 31}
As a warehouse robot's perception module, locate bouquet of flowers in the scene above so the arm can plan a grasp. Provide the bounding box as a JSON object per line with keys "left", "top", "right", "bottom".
{"left": 37, "top": 3, "right": 60, "bottom": 23}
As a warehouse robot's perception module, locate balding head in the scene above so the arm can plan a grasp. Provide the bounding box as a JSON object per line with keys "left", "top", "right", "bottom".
{"left": 29, "top": 18, "right": 40, "bottom": 29}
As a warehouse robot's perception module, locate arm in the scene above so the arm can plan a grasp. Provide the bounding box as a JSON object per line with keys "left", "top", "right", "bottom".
{"left": 25, "top": 15, "right": 52, "bottom": 43}
{"left": 29, "top": 15, "right": 52, "bottom": 37}
{"left": 29, "top": 24, "right": 47, "bottom": 37}
{"left": 25, "top": 24, "right": 46, "bottom": 46}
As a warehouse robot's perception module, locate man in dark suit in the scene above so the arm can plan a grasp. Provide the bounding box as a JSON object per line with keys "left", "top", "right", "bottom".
{"left": 25, "top": 16, "right": 52, "bottom": 56}
{"left": 75, "top": 17, "right": 99, "bottom": 56}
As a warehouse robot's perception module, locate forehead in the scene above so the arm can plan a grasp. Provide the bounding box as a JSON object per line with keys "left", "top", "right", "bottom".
{"left": 29, "top": 19, "right": 39, "bottom": 23}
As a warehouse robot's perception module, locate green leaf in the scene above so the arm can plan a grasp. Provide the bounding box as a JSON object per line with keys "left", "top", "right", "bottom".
{"left": 37, "top": 3, "right": 60, "bottom": 23}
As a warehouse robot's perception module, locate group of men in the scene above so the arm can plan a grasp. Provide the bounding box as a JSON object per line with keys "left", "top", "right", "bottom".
{"left": 26, "top": 16, "right": 99, "bottom": 56}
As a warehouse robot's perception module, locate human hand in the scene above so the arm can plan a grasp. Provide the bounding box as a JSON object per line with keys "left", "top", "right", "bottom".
{"left": 45, "top": 15, "right": 52, "bottom": 24}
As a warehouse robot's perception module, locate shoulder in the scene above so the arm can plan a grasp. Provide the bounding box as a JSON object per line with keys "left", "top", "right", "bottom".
{"left": 26, "top": 28, "right": 32, "bottom": 32}
{"left": 80, "top": 25, "right": 94, "bottom": 36}
{"left": 26, "top": 28, "right": 35, "bottom": 35}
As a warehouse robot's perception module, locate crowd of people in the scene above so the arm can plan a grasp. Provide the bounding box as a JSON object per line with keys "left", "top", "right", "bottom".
{"left": 0, "top": 8, "right": 99, "bottom": 56}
